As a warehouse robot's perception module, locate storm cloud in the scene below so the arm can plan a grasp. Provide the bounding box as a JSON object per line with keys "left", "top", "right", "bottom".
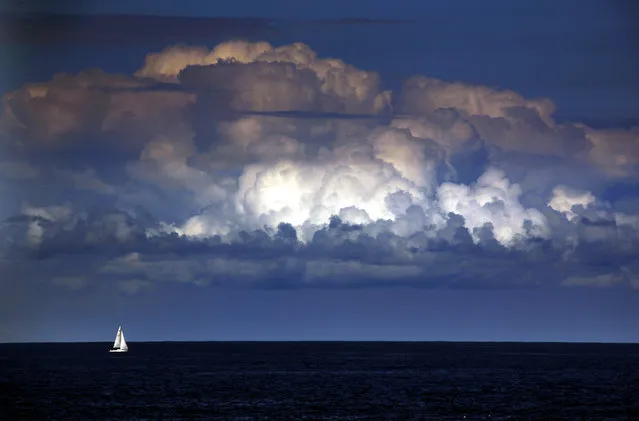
{"left": 2, "top": 40, "right": 639, "bottom": 294}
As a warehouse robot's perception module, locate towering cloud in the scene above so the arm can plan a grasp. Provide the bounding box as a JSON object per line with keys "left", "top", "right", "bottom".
{"left": 138, "top": 41, "right": 391, "bottom": 115}
{"left": 1, "top": 40, "right": 638, "bottom": 292}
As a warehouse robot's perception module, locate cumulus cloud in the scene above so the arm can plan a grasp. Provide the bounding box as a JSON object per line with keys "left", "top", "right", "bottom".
{"left": 549, "top": 185, "right": 596, "bottom": 221}
{"left": 2, "top": 39, "right": 639, "bottom": 292}
{"left": 135, "top": 41, "right": 274, "bottom": 82}
{"left": 21, "top": 203, "right": 73, "bottom": 246}
{"left": 398, "top": 75, "right": 557, "bottom": 125}
{"left": 580, "top": 125, "right": 639, "bottom": 178}
{"left": 397, "top": 76, "right": 592, "bottom": 160}
{"left": 437, "top": 168, "right": 548, "bottom": 246}
{"left": 0, "top": 68, "right": 195, "bottom": 155}
{"left": 137, "top": 41, "right": 391, "bottom": 114}
{"left": 232, "top": 141, "right": 426, "bottom": 234}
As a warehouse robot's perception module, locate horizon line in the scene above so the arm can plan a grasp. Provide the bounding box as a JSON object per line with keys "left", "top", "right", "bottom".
{"left": 2, "top": 339, "right": 638, "bottom": 345}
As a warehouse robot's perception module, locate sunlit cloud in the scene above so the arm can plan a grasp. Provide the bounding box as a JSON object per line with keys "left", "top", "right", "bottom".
{"left": 1, "top": 40, "right": 638, "bottom": 291}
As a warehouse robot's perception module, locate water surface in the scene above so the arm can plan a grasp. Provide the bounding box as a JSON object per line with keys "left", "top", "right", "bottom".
{"left": 1, "top": 341, "right": 638, "bottom": 420}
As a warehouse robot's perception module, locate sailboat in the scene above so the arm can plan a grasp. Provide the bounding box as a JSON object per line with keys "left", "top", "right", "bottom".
{"left": 109, "top": 325, "right": 129, "bottom": 353}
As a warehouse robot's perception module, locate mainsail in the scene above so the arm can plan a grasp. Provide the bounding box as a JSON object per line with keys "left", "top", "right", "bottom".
{"left": 113, "top": 326, "right": 122, "bottom": 349}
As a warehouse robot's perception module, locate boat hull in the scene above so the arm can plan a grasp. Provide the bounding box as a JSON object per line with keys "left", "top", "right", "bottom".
{"left": 109, "top": 349, "right": 128, "bottom": 353}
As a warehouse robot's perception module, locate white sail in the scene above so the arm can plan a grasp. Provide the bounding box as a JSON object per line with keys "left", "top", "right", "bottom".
{"left": 119, "top": 330, "right": 128, "bottom": 351}
{"left": 109, "top": 325, "right": 128, "bottom": 352}
{"left": 113, "top": 326, "right": 122, "bottom": 348}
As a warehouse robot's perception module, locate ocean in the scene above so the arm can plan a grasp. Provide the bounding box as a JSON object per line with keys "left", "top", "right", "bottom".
{"left": 1, "top": 341, "right": 638, "bottom": 420}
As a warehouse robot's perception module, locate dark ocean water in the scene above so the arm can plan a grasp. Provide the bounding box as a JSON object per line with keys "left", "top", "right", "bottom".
{"left": 1, "top": 341, "right": 638, "bottom": 420}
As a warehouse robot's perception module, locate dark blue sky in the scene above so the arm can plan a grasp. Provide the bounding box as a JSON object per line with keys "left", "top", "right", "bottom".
{"left": 3, "top": 0, "right": 639, "bottom": 123}
{"left": 1, "top": 0, "right": 638, "bottom": 343}
{"left": 21, "top": 286, "right": 639, "bottom": 343}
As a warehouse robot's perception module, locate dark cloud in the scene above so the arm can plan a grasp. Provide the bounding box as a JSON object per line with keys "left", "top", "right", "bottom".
{"left": 0, "top": 13, "right": 279, "bottom": 45}
{"left": 2, "top": 201, "right": 637, "bottom": 294}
